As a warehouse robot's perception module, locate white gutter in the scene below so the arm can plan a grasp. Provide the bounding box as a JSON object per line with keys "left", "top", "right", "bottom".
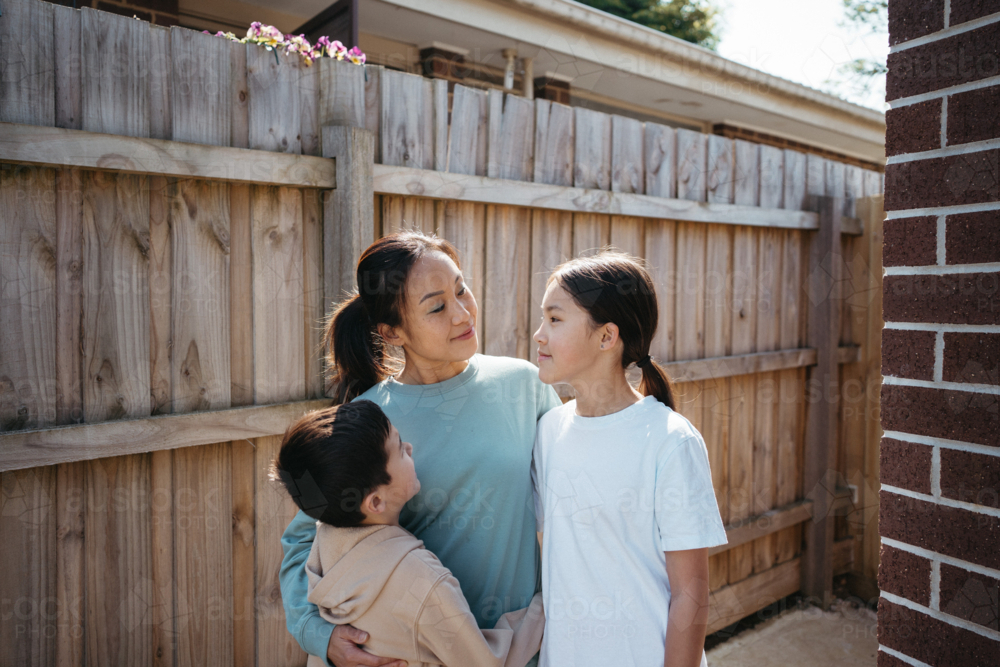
{"left": 505, "top": 0, "right": 885, "bottom": 128}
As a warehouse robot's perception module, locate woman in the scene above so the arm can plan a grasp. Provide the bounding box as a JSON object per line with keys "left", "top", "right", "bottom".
{"left": 279, "top": 231, "right": 561, "bottom": 667}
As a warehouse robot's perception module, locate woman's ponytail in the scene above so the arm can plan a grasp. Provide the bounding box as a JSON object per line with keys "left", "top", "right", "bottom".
{"left": 323, "top": 231, "right": 463, "bottom": 403}
{"left": 324, "top": 293, "right": 388, "bottom": 403}
{"left": 550, "top": 250, "right": 678, "bottom": 410}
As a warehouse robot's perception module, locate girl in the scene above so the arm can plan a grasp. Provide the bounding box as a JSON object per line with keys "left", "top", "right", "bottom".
{"left": 280, "top": 231, "right": 561, "bottom": 667}
{"left": 531, "top": 251, "right": 727, "bottom": 667}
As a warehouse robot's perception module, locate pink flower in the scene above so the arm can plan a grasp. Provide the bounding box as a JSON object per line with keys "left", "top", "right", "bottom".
{"left": 347, "top": 46, "right": 366, "bottom": 65}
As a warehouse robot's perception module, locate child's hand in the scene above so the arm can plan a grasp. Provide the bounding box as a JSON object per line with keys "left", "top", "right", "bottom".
{"left": 327, "top": 624, "right": 407, "bottom": 667}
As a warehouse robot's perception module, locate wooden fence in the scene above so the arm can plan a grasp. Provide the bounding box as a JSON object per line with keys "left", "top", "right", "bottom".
{"left": 0, "top": 1, "right": 884, "bottom": 665}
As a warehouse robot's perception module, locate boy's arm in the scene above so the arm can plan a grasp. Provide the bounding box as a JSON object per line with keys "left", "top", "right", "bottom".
{"left": 662, "top": 548, "right": 710, "bottom": 667}
{"left": 280, "top": 510, "right": 336, "bottom": 667}
{"left": 417, "top": 574, "right": 544, "bottom": 667}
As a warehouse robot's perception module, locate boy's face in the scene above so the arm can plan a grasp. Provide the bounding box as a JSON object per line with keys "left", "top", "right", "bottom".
{"left": 382, "top": 424, "right": 421, "bottom": 509}
{"left": 533, "top": 282, "right": 605, "bottom": 386}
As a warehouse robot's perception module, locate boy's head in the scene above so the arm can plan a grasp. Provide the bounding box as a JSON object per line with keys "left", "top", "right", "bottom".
{"left": 271, "top": 400, "right": 420, "bottom": 527}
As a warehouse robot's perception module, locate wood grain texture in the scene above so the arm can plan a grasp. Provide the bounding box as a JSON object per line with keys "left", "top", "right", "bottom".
{"left": 81, "top": 171, "right": 151, "bottom": 423}
{"left": 318, "top": 57, "right": 366, "bottom": 129}
{"left": 573, "top": 107, "right": 611, "bottom": 190}
{"left": 299, "top": 56, "right": 320, "bottom": 157}
{"left": 231, "top": 439, "right": 257, "bottom": 667}
{"left": 81, "top": 8, "right": 149, "bottom": 138}
{"left": 484, "top": 206, "right": 531, "bottom": 359}
{"left": 447, "top": 84, "right": 488, "bottom": 176}
{"left": 247, "top": 44, "right": 300, "bottom": 154}
{"left": 303, "top": 188, "right": 325, "bottom": 399}
{"left": 229, "top": 39, "right": 249, "bottom": 149}
{"left": 733, "top": 139, "right": 759, "bottom": 207}
{"left": 251, "top": 186, "right": 305, "bottom": 404}
{"left": 364, "top": 65, "right": 382, "bottom": 163}
{"left": 644, "top": 122, "right": 675, "bottom": 199}
{"left": 441, "top": 202, "right": 487, "bottom": 308}
{"left": 56, "top": 460, "right": 86, "bottom": 667}
{"left": 55, "top": 168, "right": 84, "bottom": 428}
{"left": 169, "top": 179, "right": 232, "bottom": 413}
{"left": 0, "top": 122, "right": 337, "bottom": 188}
{"left": 380, "top": 69, "right": 433, "bottom": 169}
{"left": 229, "top": 184, "right": 254, "bottom": 406}
{"left": 707, "top": 135, "right": 734, "bottom": 205}
{"left": 149, "top": 176, "right": 172, "bottom": 416}
{"left": 0, "top": 466, "right": 57, "bottom": 665}
{"left": 148, "top": 26, "right": 171, "bottom": 142}
{"left": 255, "top": 434, "right": 307, "bottom": 667}
{"left": 489, "top": 93, "right": 534, "bottom": 181}
{"left": 371, "top": 165, "right": 820, "bottom": 229}
{"left": 728, "top": 225, "right": 757, "bottom": 584}
{"left": 433, "top": 79, "right": 448, "bottom": 172}
{"left": 174, "top": 442, "right": 234, "bottom": 666}
{"left": 676, "top": 129, "right": 707, "bottom": 202}
{"left": 611, "top": 115, "right": 643, "bottom": 194}
{"left": 533, "top": 99, "right": 574, "bottom": 186}
{"left": 708, "top": 559, "right": 801, "bottom": 635}
{"left": 0, "top": 0, "right": 55, "bottom": 127}
{"left": 170, "top": 27, "right": 231, "bottom": 146}
{"left": 0, "top": 167, "right": 58, "bottom": 432}
{"left": 0, "top": 399, "right": 331, "bottom": 471}
{"left": 645, "top": 220, "right": 676, "bottom": 362}
{"left": 54, "top": 3, "right": 82, "bottom": 131}
{"left": 759, "top": 145, "right": 784, "bottom": 210}
{"left": 85, "top": 454, "right": 153, "bottom": 665}
{"left": 149, "top": 448, "right": 174, "bottom": 667}
{"left": 783, "top": 150, "right": 807, "bottom": 212}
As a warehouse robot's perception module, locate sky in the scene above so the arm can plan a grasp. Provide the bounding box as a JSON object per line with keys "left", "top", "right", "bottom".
{"left": 714, "top": 0, "right": 889, "bottom": 111}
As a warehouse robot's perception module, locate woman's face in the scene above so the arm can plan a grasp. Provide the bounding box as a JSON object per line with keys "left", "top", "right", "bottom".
{"left": 386, "top": 251, "right": 479, "bottom": 362}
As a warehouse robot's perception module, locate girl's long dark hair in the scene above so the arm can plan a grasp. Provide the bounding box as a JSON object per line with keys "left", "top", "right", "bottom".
{"left": 324, "top": 231, "right": 462, "bottom": 403}
{"left": 549, "top": 251, "right": 676, "bottom": 409}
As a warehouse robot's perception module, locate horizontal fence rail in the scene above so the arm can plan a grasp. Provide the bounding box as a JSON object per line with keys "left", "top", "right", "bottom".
{"left": 0, "top": 122, "right": 337, "bottom": 188}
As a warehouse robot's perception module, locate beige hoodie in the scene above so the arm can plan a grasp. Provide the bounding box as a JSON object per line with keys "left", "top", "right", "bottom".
{"left": 305, "top": 523, "right": 544, "bottom": 667}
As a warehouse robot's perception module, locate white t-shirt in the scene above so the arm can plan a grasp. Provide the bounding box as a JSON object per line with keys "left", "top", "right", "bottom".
{"left": 531, "top": 395, "right": 727, "bottom": 667}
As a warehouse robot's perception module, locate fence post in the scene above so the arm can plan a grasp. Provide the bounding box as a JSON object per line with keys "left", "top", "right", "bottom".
{"left": 802, "top": 194, "right": 843, "bottom": 609}
{"left": 321, "top": 125, "right": 375, "bottom": 313}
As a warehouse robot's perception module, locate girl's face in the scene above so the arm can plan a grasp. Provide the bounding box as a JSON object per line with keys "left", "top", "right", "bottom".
{"left": 533, "top": 281, "right": 609, "bottom": 386}
{"left": 384, "top": 251, "right": 478, "bottom": 362}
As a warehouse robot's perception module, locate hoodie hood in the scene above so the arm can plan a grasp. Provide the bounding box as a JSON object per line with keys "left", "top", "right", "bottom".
{"left": 306, "top": 523, "right": 424, "bottom": 625}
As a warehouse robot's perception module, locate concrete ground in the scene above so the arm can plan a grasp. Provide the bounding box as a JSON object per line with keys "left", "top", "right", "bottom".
{"left": 706, "top": 600, "right": 878, "bottom": 667}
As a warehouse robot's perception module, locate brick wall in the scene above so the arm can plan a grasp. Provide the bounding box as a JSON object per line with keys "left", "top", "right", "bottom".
{"left": 879, "top": 1, "right": 1000, "bottom": 665}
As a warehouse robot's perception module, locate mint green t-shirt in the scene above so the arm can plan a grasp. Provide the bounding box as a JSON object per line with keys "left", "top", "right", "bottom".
{"left": 279, "top": 354, "right": 561, "bottom": 663}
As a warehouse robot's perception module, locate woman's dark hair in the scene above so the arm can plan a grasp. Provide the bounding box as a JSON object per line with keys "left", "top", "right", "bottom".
{"left": 549, "top": 250, "right": 676, "bottom": 409}
{"left": 270, "top": 400, "right": 393, "bottom": 527}
{"left": 324, "top": 231, "right": 462, "bottom": 403}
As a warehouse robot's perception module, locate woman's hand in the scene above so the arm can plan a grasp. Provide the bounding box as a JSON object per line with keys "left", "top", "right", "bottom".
{"left": 326, "top": 624, "right": 407, "bottom": 667}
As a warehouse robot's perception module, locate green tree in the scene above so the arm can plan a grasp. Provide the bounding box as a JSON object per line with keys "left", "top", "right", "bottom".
{"left": 837, "top": 0, "right": 888, "bottom": 92}
{"left": 577, "top": 0, "right": 721, "bottom": 51}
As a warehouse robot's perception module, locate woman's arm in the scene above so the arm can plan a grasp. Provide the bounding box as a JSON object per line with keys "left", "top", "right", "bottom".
{"left": 662, "top": 548, "right": 711, "bottom": 667}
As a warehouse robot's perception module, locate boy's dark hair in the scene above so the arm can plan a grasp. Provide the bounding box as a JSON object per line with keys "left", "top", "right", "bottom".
{"left": 271, "top": 400, "right": 392, "bottom": 527}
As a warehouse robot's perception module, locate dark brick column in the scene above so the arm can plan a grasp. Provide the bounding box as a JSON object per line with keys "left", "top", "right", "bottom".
{"left": 878, "top": 1, "right": 1000, "bottom": 665}
{"left": 49, "top": 0, "right": 179, "bottom": 26}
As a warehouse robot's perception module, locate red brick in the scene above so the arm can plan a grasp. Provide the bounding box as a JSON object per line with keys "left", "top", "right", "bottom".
{"left": 884, "top": 149, "right": 999, "bottom": 211}
{"left": 950, "top": 0, "right": 1000, "bottom": 26}
{"left": 889, "top": 0, "right": 946, "bottom": 45}
{"left": 947, "top": 87, "right": 1000, "bottom": 146}
{"left": 943, "top": 331, "right": 1000, "bottom": 385}
{"left": 886, "top": 21, "right": 1000, "bottom": 100}
{"left": 878, "top": 597, "right": 1000, "bottom": 666}
{"left": 941, "top": 448, "right": 1000, "bottom": 509}
{"left": 883, "top": 216, "right": 938, "bottom": 266}
{"left": 940, "top": 563, "right": 1000, "bottom": 631}
{"left": 880, "top": 490, "right": 1000, "bottom": 570}
{"left": 882, "top": 329, "right": 936, "bottom": 380}
{"left": 877, "top": 652, "right": 913, "bottom": 667}
{"left": 886, "top": 99, "right": 942, "bottom": 156}
{"left": 946, "top": 209, "right": 1000, "bottom": 264}
{"left": 881, "top": 437, "right": 934, "bottom": 493}
{"left": 880, "top": 384, "right": 999, "bottom": 448}
{"left": 878, "top": 543, "right": 932, "bottom": 605}
{"left": 882, "top": 271, "right": 1000, "bottom": 326}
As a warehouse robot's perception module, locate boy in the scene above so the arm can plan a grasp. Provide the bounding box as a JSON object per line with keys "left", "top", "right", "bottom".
{"left": 272, "top": 400, "right": 544, "bottom": 667}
